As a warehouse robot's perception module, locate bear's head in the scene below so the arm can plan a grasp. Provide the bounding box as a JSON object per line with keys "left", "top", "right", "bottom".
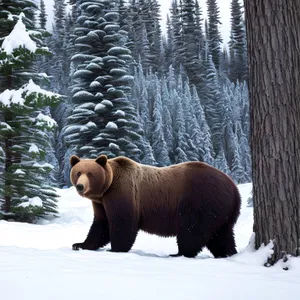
{"left": 69, "top": 155, "right": 113, "bottom": 200}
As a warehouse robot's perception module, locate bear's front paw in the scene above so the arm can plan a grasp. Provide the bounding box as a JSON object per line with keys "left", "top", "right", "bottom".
{"left": 72, "top": 243, "right": 85, "bottom": 250}
{"left": 72, "top": 242, "right": 100, "bottom": 251}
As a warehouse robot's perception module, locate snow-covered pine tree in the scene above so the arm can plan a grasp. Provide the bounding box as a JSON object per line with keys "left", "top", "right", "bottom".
{"left": 182, "top": 80, "right": 203, "bottom": 161}
{"left": 190, "top": 85, "right": 214, "bottom": 165}
{"left": 219, "top": 46, "right": 230, "bottom": 83}
{"left": 34, "top": 1, "right": 59, "bottom": 187}
{"left": 230, "top": 132, "right": 244, "bottom": 183}
{"left": 150, "top": 74, "right": 171, "bottom": 166}
{"left": 162, "top": 15, "right": 173, "bottom": 73}
{"left": 140, "top": 23, "right": 152, "bottom": 71}
{"left": 0, "top": 0, "right": 37, "bottom": 38}
{"left": 147, "top": 0, "right": 163, "bottom": 74}
{"left": 222, "top": 80, "right": 236, "bottom": 168}
{"left": 0, "top": 13, "right": 60, "bottom": 222}
{"left": 170, "top": 0, "right": 185, "bottom": 71}
{"left": 46, "top": 0, "right": 75, "bottom": 187}
{"left": 48, "top": 0, "right": 69, "bottom": 95}
{"left": 236, "top": 81, "right": 251, "bottom": 182}
{"left": 173, "top": 74, "right": 189, "bottom": 163}
{"left": 39, "top": 0, "right": 47, "bottom": 30}
{"left": 221, "top": 78, "right": 251, "bottom": 181}
{"left": 214, "top": 148, "right": 230, "bottom": 175}
{"left": 160, "top": 75, "right": 175, "bottom": 163}
{"left": 130, "top": 58, "right": 156, "bottom": 165}
{"left": 181, "top": 0, "right": 203, "bottom": 90}
{"left": 64, "top": 0, "right": 143, "bottom": 161}
{"left": 194, "top": 0, "right": 204, "bottom": 56}
{"left": 126, "top": 0, "right": 163, "bottom": 74}
{"left": 228, "top": 0, "right": 247, "bottom": 82}
{"left": 202, "top": 55, "right": 225, "bottom": 157}
{"left": 206, "top": 0, "right": 223, "bottom": 70}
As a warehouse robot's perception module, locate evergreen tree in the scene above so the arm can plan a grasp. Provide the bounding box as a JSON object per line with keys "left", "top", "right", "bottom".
{"left": 39, "top": 0, "right": 47, "bottom": 30}
{"left": 228, "top": 0, "right": 247, "bottom": 82}
{"left": 182, "top": 81, "right": 202, "bottom": 161}
{"left": 239, "top": 125, "right": 252, "bottom": 182}
{"left": 230, "top": 132, "right": 244, "bottom": 183}
{"left": 46, "top": 0, "right": 74, "bottom": 187}
{"left": 150, "top": 75, "right": 171, "bottom": 166}
{"left": 194, "top": 0, "right": 204, "bottom": 56}
{"left": 222, "top": 81, "right": 235, "bottom": 168}
{"left": 190, "top": 85, "right": 214, "bottom": 164}
{"left": 173, "top": 75, "right": 189, "bottom": 163}
{"left": 163, "top": 15, "right": 173, "bottom": 72}
{"left": 170, "top": 0, "right": 184, "bottom": 71}
{"left": 202, "top": 55, "right": 224, "bottom": 156}
{"left": 0, "top": 13, "right": 60, "bottom": 222}
{"left": 147, "top": 0, "right": 163, "bottom": 74}
{"left": 181, "top": 0, "right": 204, "bottom": 90}
{"left": 127, "top": 0, "right": 163, "bottom": 74}
{"left": 206, "top": 0, "right": 222, "bottom": 70}
{"left": 48, "top": 0, "right": 68, "bottom": 95}
{"left": 0, "top": 0, "right": 37, "bottom": 39}
{"left": 160, "top": 76, "right": 175, "bottom": 163}
{"left": 214, "top": 148, "right": 230, "bottom": 175}
{"left": 130, "top": 58, "right": 156, "bottom": 165}
{"left": 65, "top": 0, "right": 143, "bottom": 161}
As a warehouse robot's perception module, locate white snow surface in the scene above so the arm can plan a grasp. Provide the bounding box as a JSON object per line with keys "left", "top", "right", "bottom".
{"left": 0, "top": 182, "right": 299, "bottom": 300}
{"left": 1, "top": 13, "right": 37, "bottom": 55}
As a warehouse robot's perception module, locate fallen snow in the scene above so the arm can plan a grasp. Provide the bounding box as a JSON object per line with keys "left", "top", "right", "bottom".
{"left": 114, "top": 109, "right": 126, "bottom": 116}
{"left": 106, "top": 121, "right": 118, "bottom": 129}
{"left": 32, "top": 162, "right": 54, "bottom": 169}
{"left": 29, "top": 143, "right": 39, "bottom": 153}
{"left": 109, "top": 142, "right": 120, "bottom": 150}
{"left": 35, "top": 112, "right": 57, "bottom": 128}
{"left": 14, "top": 169, "right": 25, "bottom": 175}
{"left": 24, "top": 79, "right": 60, "bottom": 98}
{"left": 0, "top": 79, "right": 60, "bottom": 108}
{"left": 0, "top": 182, "right": 299, "bottom": 300}
{"left": 0, "top": 87, "right": 25, "bottom": 106}
{"left": 1, "top": 13, "right": 37, "bottom": 55}
{"left": 18, "top": 196, "right": 43, "bottom": 208}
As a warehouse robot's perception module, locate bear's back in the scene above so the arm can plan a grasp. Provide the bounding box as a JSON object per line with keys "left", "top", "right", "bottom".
{"left": 106, "top": 158, "right": 238, "bottom": 237}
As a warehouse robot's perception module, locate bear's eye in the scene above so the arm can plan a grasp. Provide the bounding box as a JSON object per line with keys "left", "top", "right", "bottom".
{"left": 77, "top": 172, "right": 81, "bottom": 177}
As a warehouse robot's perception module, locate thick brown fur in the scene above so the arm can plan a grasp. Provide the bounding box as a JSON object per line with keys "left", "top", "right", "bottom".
{"left": 70, "top": 155, "right": 241, "bottom": 258}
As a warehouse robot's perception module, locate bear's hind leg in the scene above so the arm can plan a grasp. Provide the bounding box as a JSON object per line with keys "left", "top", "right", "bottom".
{"left": 206, "top": 224, "right": 237, "bottom": 258}
{"left": 172, "top": 210, "right": 212, "bottom": 258}
{"left": 109, "top": 217, "right": 139, "bottom": 253}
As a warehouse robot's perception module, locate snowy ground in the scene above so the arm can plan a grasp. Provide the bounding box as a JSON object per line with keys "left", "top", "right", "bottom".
{"left": 1, "top": 183, "right": 299, "bottom": 300}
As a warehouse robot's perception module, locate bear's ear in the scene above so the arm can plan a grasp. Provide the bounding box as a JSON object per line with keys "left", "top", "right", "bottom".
{"left": 95, "top": 155, "right": 107, "bottom": 166}
{"left": 70, "top": 155, "right": 80, "bottom": 167}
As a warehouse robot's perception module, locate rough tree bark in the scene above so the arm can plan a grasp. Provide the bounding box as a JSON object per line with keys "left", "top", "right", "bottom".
{"left": 244, "top": 0, "right": 300, "bottom": 265}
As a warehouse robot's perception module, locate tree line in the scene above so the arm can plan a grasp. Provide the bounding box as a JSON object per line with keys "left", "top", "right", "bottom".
{"left": 0, "top": 0, "right": 249, "bottom": 221}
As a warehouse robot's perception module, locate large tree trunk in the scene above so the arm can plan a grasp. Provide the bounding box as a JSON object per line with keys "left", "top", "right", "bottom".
{"left": 244, "top": 0, "right": 300, "bottom": 264}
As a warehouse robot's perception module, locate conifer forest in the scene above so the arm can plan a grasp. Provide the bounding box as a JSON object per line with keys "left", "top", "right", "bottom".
{"left": 0, "top": 0, "right": 250, "bottom": 221}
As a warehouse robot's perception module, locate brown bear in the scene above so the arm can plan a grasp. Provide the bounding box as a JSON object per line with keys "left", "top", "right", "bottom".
{"left": 69, "top": 154, "right": 241, "bottom": 258}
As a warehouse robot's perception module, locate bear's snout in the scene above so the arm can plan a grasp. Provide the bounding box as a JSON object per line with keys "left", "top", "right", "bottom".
{"left": 76, "top": 184, "right": 84, "bottom": 193}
